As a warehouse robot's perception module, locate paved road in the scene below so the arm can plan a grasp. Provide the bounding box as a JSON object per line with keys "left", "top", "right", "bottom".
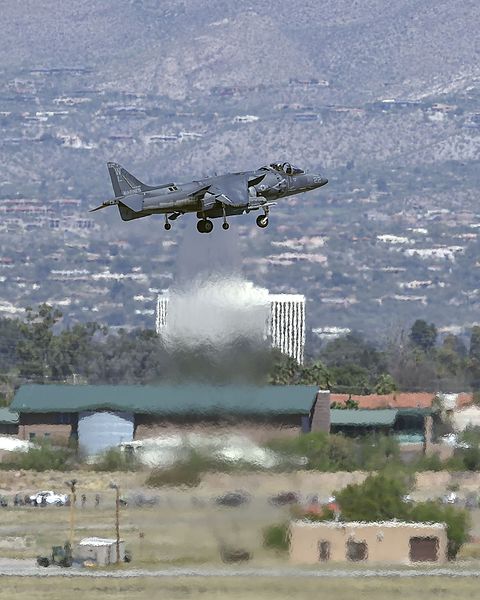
{"left": 1, "top": 559, "right": 480, "bottom": 578}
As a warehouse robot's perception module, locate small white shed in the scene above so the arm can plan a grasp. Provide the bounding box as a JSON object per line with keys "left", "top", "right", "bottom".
{"left": 77, "top": 537, "right": 125, "bottom": 566}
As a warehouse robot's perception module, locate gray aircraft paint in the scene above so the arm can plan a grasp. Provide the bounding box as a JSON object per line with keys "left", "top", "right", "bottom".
{"left": 91, "top": 161, "right": 328, "bottom": 233}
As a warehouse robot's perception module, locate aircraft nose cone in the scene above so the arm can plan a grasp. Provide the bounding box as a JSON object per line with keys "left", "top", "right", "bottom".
{"left": 310, "top": 175, "right": 328, "bottom": 188}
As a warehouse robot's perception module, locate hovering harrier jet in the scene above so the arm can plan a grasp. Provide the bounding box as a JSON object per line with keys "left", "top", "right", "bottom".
{"left": 91, "top": 161, "right": 328, "bottom": 233}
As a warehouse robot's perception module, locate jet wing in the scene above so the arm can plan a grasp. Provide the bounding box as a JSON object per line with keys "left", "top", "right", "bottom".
{"left": 208, "top": 174, "right": 251, "bottom": 207}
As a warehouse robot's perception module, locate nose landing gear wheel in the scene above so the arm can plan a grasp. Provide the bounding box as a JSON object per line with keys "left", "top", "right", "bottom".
{"left": 256, "top": 215, "right": 269, "bottom": 228}
{"left": 197, "top": 219, "right": 214, "bottom": 233}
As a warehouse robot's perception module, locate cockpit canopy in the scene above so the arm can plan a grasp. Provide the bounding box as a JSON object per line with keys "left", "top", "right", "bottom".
{"left": 268, "top": 162, "right": 305, "bottom": 176}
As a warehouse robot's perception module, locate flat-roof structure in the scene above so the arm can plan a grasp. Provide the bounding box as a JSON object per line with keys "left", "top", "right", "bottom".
{"left": 11, "top": 384, "right": 318, "bottom": 416}
{"left": 11, "top": 384, "right": 328, "bottom": 455}
{"left": 290, "top": 520, "right": 447, "bottom": 565}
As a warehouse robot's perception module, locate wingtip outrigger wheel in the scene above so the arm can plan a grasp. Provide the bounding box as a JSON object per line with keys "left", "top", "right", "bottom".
{"left": 221, "top": 204, "right": 229, "bottom": 230}
{"left": 164, "top": 214, "right": 172, "bottom": 230}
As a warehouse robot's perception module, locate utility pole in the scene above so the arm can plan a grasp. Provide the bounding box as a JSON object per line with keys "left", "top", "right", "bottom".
{"left": 109, "top": 482, "right": 120, "bottom": 564}
{"left": 65, "top": 479, "right": 77, "bottom": 547}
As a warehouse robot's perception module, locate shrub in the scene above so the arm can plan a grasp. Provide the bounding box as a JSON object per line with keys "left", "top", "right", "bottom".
{"left": 2, "top": 440, "right": 74, "bottom": 471}
{"left": 92, "top": 447, "right": 139, "bottom": 472}
{"left": 145, "top": 451, "right": 218, "bottom": 488}
{"left": 412, "top": 452, "right": 444, "bottom": 472}
{"left": 409, "top": 501, "right": 470, "bottom": 559}
{"left": 336, "top": 473, "right": 410, "bottom": 522}
{"left": 263, "top": 522, "right": 290, "bottom": 552}
{"left": 146, "top": 461, "right": 202, "bottom": 488}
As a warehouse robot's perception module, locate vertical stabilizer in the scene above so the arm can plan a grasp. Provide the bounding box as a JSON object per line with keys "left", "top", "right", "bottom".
{"left": 107, "top": 162, "right": 148, "bottom": 197}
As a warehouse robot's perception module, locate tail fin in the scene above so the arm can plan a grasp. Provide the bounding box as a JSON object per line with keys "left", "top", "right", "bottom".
{"left": 107, "top": 162, "right": 150, "bottom": 197}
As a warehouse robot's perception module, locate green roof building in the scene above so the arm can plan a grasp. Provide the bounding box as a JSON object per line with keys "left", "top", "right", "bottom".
{"left": 11, "top": 384, "right": 327, "bottom": 454}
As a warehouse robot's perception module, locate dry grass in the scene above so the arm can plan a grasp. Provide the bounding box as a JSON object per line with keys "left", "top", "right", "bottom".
{"left": 0, "top": 576, "right": 479, "bottom": 600}
{"left": 1, "top": 468, "right": 480, "bottom": 566}
{"left": 0, "top": 493, "right": 292, "bottom": 566}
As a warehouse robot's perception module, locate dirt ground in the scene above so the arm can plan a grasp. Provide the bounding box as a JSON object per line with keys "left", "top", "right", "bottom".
{"left": 1, "top": 468, "right": 480, "bottom": 567}
{"left": 2, "top": 468, "right": 480, "bottom": 498}
{"left": 0, "top": 575, "right": 479, "bottom": 600}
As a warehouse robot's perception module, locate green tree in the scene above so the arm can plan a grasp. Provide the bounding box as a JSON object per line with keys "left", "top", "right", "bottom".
{"left": 329, "top": 364, "right": 372, "bottom": 394}
{"left": 469, "top": 326, "right": 480, "bottom": 361}
{"left": 409, "top": 319, "right": 437, "bottom": 352}
{"left": 374, "top": 373, "right": 397, "bottom": 394}
{"left": 336, "top": 473, "right": 409, "bottom": 522}
{"left": 468, "top": 326, "right": 480, "bottom": 389}
{"left": 269, "top": 353, "right": 301, "bottom": 385}
{"left": 321, "top": 332, "right": 388, "bottom": 393}
{"left": 16, "top": 304, "right": 62, "bottom": 381}
{"left": 0, "top": 317, "right": 24, "bottom": 374}
{"left": 298, "top": 361, "right": 331, "bottom": 387}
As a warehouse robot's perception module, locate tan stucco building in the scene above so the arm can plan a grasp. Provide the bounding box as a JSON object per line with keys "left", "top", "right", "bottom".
{"left": 290, "top": 520, "right": 447, "bottom": 565}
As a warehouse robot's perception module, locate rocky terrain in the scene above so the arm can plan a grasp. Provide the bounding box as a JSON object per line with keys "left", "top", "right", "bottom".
{"left": 0, "top": 1, "right": 479, "bottom": 340}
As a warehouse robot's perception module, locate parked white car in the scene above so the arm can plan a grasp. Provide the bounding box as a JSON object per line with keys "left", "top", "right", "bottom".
{"left": 440, "top": 434, "right": 469, "bottom": 449}
{"left": 29, "top": 490, "right": 69, "bottom": 506}
{"left": 442, "top": 491, "right": 458, "bottom": 505}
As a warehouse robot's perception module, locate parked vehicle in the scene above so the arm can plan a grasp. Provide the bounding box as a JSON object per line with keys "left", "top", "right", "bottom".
{"left": 37, "top": 542, "right": 73, "bottom": 568}
{"left": 268, "top": 491, "right": 299, "bottom": 507}
{"left": 442, "top": 491, "right": 458, "bottom": 505}
{"left": 29, "top": 491, "right": 69, "bottom": 506}
{"left": 465, "top": 494, "right": 479, "bottom": 509}
{"left": 215, "top": 491, "right": 250, "bottom": 507}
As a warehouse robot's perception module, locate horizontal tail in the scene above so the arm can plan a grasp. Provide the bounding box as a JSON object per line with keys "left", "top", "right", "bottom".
{"left": 107, "top": 162, "right": 152, "bottom": 197}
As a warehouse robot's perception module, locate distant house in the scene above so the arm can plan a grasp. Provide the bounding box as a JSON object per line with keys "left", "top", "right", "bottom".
{"left": 330, "top": 392, "right": 473, "bottom": 410}
{"left": 330, "top": 408, "right": 430, "bottom": 445}
{"left": 0, "top": 408, "right": 19, "bottom": 435}
{"left": 290, "top": 521, "right": 447, "bottom": 565}
{"left": 10, "top": 385, "right": 330, "bottom": 455}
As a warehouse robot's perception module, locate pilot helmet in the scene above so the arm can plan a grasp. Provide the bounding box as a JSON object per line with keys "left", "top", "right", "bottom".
{"left": 283, "top": 162, "right": 293, "bottom": 175}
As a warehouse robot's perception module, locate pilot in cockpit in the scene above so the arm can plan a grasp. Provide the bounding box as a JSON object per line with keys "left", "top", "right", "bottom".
{"left": 269, "top": 162, "right": 304, "bottom": 176}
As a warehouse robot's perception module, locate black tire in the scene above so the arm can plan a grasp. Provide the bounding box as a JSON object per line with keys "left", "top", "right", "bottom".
{"left": 256, "top": 215, "right": 268, "bottom": 228}
{"left": 164, "top": 222, "right": 171, "bottom": 231}
{"left": 203, "top": 220, "right": 213, "bottom": 233}
{"left": 222, "top": 222, "right": 230, "bottom": 230}
{"left": 196, "top": 220, "right": 205, "bottom": 233}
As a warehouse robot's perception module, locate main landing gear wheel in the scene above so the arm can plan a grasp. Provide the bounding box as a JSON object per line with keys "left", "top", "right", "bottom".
{"left": 256, "top": 215, "right": 269, "bottom": 228}
{"left": 222, "top": 222, "right": 230, "bottom": 230}
{"left": 197, "top": 219, "right": 214, "bottom": 233}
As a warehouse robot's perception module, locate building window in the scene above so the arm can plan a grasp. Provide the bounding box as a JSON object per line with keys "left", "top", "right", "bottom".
{"left": 29, "top": 432, "right": 36, "bottom": 440}
{"left": 346, "top": 539, "right": 368, "bottom": 561}
{"left": 318, "top": 540, "right": 330, "bottom": 562}
{"left": 409, "top": 537, "right": 439, "bottom": 562}
{"left": 44, "top": 433, "right": 50, "bottom": 438}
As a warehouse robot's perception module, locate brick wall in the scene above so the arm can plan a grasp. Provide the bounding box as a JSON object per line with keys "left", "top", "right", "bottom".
{"left": 18, "top": 423, "right": 72, "bottom": 442}
{"left": 310, "top": 390, "right": 331, "bottom": 433}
